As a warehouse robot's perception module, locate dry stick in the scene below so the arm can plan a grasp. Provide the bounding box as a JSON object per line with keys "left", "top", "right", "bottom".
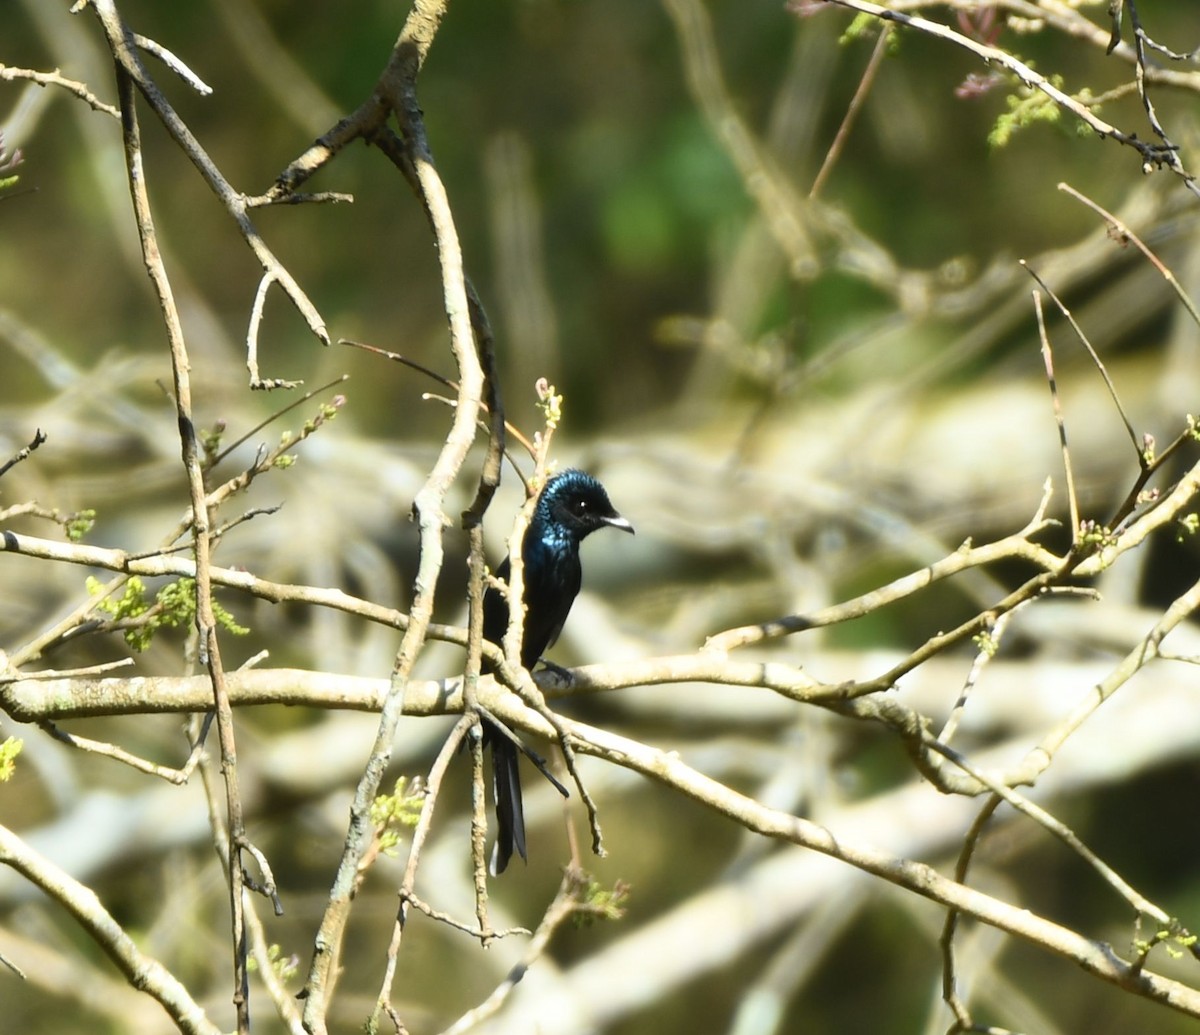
{"left": 0, "top": 427, "right": 47, "bottom": 479}
{"left": 82, "top": 0, "right": 329, "bottom": 350}
{"left": 1125, "top": 0, "right": 1192, "bottom": 190}
{"left": 197, "top": 739, "right": 304, "bottom": 1035}
{"left": 460, "top": 292, "right": 507, "bottom": 935}
{"left": 940, "top": 795, "right": 1004, "bottom": 1032}
{"left": 0, "top": 658, "right": 132, "bottom": 684}
{"left": 706, "top": 484, "right": 1062, "bottom": 652}
{"left": 463, "top": 523, "right": 494, "bottom": 934}
{"left": 1019, "top": 254, "right": 1196, "bottom": 534}
{"left": 0, "top": 822, "right": 221, "bottom": 1035}
{"left": 808, "top": 22, "right": 890, "bottom": 200}
{"left": 0, "top": 654, "right": 813, "bottom": 725}
{"left": 554, "top": 714, "right": 1200, "bottom": 1021}
{"left": 245, "top": 272, "right": 302, "bottom": 389}
{"left": 938, "top": 605, "right": 1019, "bottom": 744}
{"left": 339, "top": 337, "right": 537, "bottom": 471}
{"left": 131, "top": 32, "right": 212, "bottom": 95}
{"left": 372, "top": 719, "right": 469, "bottom": 1027}
{"left": 299, "top": 3, "right": 480, "bottom": 1029}
{"left": 816, "top": 0, "right": 1200, "bottom": 196}
{"left": 1128, "top": 4, "right": 1199, "bottom": 63}
{"left": 1020, "top": 259, "right": 1140, "bottom": 453}
{"left": 1015, "top": 567, "right": 1200, "bottom": 786}
{"left": 1032, "top": 289, "right": 1081, "bottom": 543}
{"left": 927, "top": 737, "right": 1178, "bottom": 928}
{"left": 105, "top": 42, "right": 255, "bottom": 1035}
{"left": 435, "top": 870, "right": 599, "bottom": 1035}
{"left": 0, "top": 64, "right": 120, "bottom": 118}
{"left": 401, "top": 891, "right": 530, "bottom": 940}
{"left": 37, "top": 720, "right": 191, "bottom": 783}
{"left": 468, "top": 685, "right": 492, "bottom": 929}
{"left": 1058, "top": 181, "right": 1200, "bottom": 330}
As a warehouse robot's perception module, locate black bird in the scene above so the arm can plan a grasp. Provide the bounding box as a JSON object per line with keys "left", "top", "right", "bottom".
{"left": 481, "top": 468, "right": 634, "bottom": 873}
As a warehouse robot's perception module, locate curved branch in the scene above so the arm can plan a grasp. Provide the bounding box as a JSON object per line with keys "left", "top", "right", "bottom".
{"left": 0, "top": 823, "right": 220, "bottom": 1035}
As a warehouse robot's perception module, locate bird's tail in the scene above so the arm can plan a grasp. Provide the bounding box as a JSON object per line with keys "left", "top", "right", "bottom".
{"left": 488, "top": 727, "right": 526, "bottom": 875}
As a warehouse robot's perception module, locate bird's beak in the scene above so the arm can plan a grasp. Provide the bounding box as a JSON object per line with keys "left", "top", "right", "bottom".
{"left": 604, "top": 515, "right": 635, "bottom": 535}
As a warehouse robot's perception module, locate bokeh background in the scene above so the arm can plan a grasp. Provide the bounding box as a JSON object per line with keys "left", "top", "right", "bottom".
{"left": 5, "top": 1, "right": 1200, "bottom": 1032}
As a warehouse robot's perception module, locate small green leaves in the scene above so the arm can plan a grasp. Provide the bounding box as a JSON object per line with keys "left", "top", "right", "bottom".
{"left": 246, "top": 943, "right": 300, "bottom": 982}
{"left": 841, "top": 13, "right": 881, "bottom": 46}
{"left": 369, "top": 777, "right": 424, "bottom": 856}
{"left": 88, "top": 576, "right": 150, "bottom": 630}
{"left": 157, "top": 578, "right": 250, "bottom": 639}
{"left": 0, "top": 737, "right": 23, "bottom": 782}
{"left": 1141, "top": 432, "right": 1156, "bottom": 467}
{"left": 537, "top": 379, "right": 563, "bottom": 431}
{"left": 86, "top": 575, "right": 249, "bottom": 651}
{"left": 972, "top": 630, "right": 998, "bottom": 657}
{"left": 0, "top": 131, "right": 21, "bottom": 193}
{"left": 200, "top": 419, "right": 226, "bottom": 468}
{"left": 573, "top": 877, "right": 631, "bottom": 928}
{"left": 1077, "top": 520, "right": 1117, "bottom": 550}
{"left": 989, "top": 73, "right": 1066, "bottom": 149}
{"left": 303, "top": 399, "right": 342, "bottom": 435}
{"left": 1133, "top": 920, "right": 1197, "bottom": 962}
{"left": 64, "top": 509, "right": 96, "bottom": 542}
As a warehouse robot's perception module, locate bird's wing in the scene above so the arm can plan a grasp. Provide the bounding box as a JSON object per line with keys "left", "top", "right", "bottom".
{"left": 526, "top": 557, "right": 581, "bottom": 659}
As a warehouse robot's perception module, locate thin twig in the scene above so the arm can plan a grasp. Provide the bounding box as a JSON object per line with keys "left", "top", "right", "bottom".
{"left": 37, "top": 720, "right": 191, "bottom": 783}
{"left": 815, "top": 0, "right": 1200, "bottom": 196}
{"left": 0, "top": 658, "right": 132, "bottom": 685}
{"left": 132, "top": 33, "right": 212, "bottom": 95}
{"left": 939, "top": 607, "right": 1018, "bottom": 743}
{"left": 82, "top": 0, "right": 330, "bottom": 346}
{"left": 340, "top": 337, "right": 537, "bottom": 466}
{"left": 0, "top": 823, "right": 221, "bottom": 1034}
{"left": 300, "top": 3, "right": 483, "bottom": 1027}
{"left": 0, "top": 65, "right": 119, "bottom": 118}
{"left": 1020, "top": 259, "right": 1140, "bottom": 455}
{"left": 0, "top": 428, "right": 47, "bottom": 479}
{"left": 706, "top": 484, "right": 1061, "bottom": 651}
{"left": 927, "top": 737, "right": 1177, "bottom": 926}
{"left": 435, "top": 870, "right": 602, "bottom": 1035}
{"left": 210, "top": 374, "right": 347, "bottom": 469}
{"left": 1032, "top": 289, "right": 1080, "bottom": 543}
{"left": 940, "top": 796, "right": 1004, "bottom": 1033}
{"left": 100, "top": 15, "right": 256, "bottom": 1025}
{"left": 371, "top": 714, "right": 477, "bottom": 1028}
{"left": 809, "top": 22, "right": 890, "bottom": 199}
{"left": 245, "top": 272, "right": 302, "bottom": 390}
{"left": 1058, "top": 181, "right": 1200, "bottom": 330}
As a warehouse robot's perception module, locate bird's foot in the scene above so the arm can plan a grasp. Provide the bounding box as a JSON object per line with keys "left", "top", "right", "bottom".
{"left": 535, "top": 657, "right": 575, "bottom": 687}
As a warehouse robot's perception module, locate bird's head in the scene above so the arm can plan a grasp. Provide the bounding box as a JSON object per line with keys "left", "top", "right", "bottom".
{"left": 537, "top": 469, "right": 634, "bottom": 541}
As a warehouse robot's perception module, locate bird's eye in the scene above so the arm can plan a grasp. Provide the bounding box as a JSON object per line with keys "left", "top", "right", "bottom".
{"left": 573, "top": 499, "right": 589, "bottom": 515}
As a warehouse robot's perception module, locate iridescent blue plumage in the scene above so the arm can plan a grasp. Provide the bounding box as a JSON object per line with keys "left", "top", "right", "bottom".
{"left": 481, "top": 469, "right": 633, "bottom": 873}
